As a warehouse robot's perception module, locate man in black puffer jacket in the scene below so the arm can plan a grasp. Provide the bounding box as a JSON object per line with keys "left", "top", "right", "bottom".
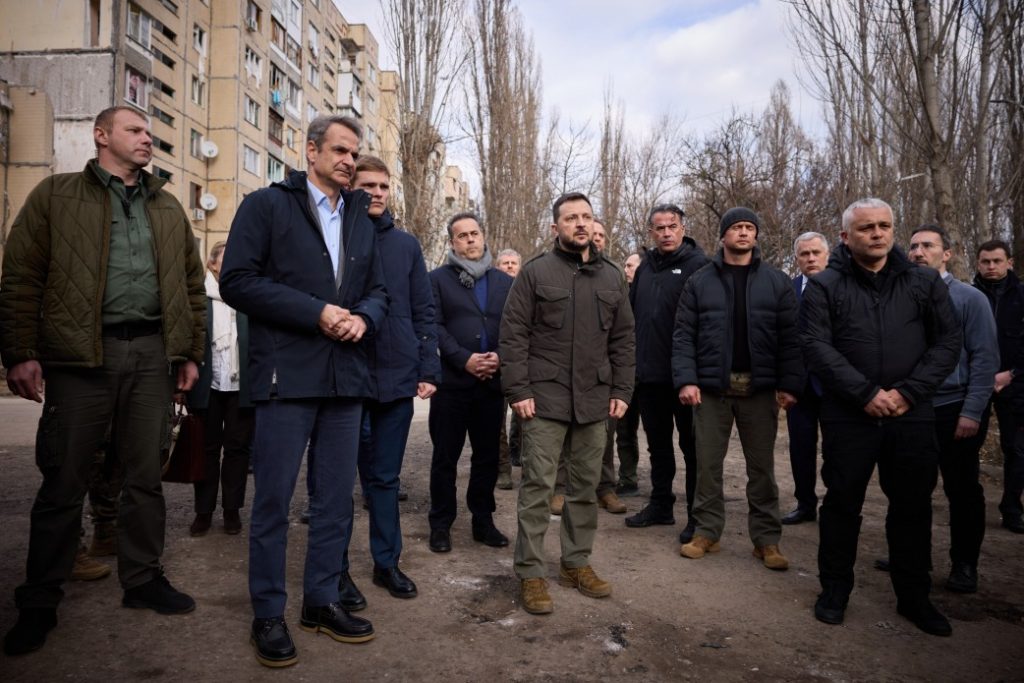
{"left": 673, "top": 208, "right": 802, "bottom": 571}
{"left": 624, "top": 204, "right": 709, "bottom": 542}
{"left": 801, "top": 198, "right": 960, "bottom": 637}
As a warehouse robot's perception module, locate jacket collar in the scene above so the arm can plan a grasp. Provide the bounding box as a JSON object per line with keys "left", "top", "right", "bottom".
{"left": 84, "top": 159, "right": 166, "bottom": 194}
{"left": 829, "top": 243, "right": 913, "bottom": 277}
{"left": 372, "top": 209, "right": 396, "bottom": 234}
{"left": 552, "top": 239, "right": 602, "bottom": 271}
{"left": 711, "top": 245, "right": 762, "bottom": 270}
{"left": 646, "top": 237, "right": 703, "bottom": 271}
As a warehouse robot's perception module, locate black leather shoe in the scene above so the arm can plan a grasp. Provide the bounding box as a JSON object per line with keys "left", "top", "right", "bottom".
{"left": 250, "top": 617, "right": 297, "bottom": 668}
{"left": 122, "top": 575, "right": 195, "bottom": 614}
{"left": 299, "top": 602, "right": 374, "bottom": 643}
{"left": 814, "top": 591, "right": 847, "bottom": 625}
{"left": 3, "top": 608, "right": 57, "bottom": 656}
{"left": 337, "top": 571, "right": 367, "bottom": 612}
{"left": 781, "top": 507, "right": 816, "bottom": 525}
{"left": 373, "top": 566, "right": 418, "bottom": 599}
{"left": 945, "top": 562, "right": 978, "bottom": 594}
{"left": 429, "top": 528, "right": 452, "bottom": 553}
{"left": 678, "top": 520, "right": 696, "bottom": 544}
{"left": 472, "top": 525, "right": 509, "bottom": 547}
{"left": 1002, "top": 516, "right": 1024, "bottom": 534}
{"left": 897, "top": 599, "right": 952, "bottom": 637}
{"left": 625, "top": 504, "right": 675, "bottom": 528}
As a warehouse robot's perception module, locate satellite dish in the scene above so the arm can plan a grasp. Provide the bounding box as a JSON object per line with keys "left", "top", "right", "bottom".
{"left": 200, "top": 140, "right": 219, "bottom": 158}
{"left": 199, "top": 193, "right": 218, "bottom": 211}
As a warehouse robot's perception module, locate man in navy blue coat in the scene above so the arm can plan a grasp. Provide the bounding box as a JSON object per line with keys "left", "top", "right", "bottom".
{"left": 221, "top": 115, "right": 388, "bottom": 667}
{"left": 427, "top": 213, "right": 514, "bottom": 553}
{"left": 335, "top": 155, "right": 440, "bottom": 609}
{"left": 783, "top": 231, "right": 829, "bottom": 525}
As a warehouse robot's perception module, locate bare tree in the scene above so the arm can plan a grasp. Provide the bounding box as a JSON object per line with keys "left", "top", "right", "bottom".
{"left": 381, "top": 0, "right": 468, "bottom": 254}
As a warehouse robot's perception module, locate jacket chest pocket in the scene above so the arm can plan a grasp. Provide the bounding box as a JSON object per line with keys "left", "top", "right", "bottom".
{"left": 535, "top": 285, "right": 570, "bottom": 329}
{"left": 595, "top": 289, "right": 621, "bottom": 330}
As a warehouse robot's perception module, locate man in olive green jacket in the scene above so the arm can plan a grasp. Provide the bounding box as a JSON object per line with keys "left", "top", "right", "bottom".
{"left": 0, "top": 106, "right": 206, "bottom": 657}
{"left": 500, "top": 192, "right": 635, "bottom": 615}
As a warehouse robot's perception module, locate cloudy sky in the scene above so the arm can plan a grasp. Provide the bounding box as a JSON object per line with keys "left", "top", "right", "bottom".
{"left": 337, "top": 0, "right": 824, "bottom": 182}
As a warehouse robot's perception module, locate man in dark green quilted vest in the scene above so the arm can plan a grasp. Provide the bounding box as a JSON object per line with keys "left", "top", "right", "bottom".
{"left": 0, "top": 106, "right": 206, "bottom": 656}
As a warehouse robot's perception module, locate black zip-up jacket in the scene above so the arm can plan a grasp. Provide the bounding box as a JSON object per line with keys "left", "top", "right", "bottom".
{"left": 630, "top": 238, "right": 709, "bottom": 384}
{"left": 973, "top": 270, "right": 1024, "bottom": 402}
{"left": 672, "top": 247, "right": 803, "bottom": 395}
{"left": 800, "top": 244, "right": 961, "bottom": 422}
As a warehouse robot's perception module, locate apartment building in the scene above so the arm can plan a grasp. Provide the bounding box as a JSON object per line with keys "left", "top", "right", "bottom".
{"left": 0, "top": 0, "right": 411, "bottom": 257}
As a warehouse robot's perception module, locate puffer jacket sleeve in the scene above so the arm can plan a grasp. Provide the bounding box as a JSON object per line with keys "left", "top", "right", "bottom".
{"left": 773, "top": 272, "right": 804, "bottom": 395}
{"left": 800, "top": 276, "right": 879, "bottom": 407}
{"left": 181, "top": 203, "right": 207, "bottom": 363}
{"left": 499, "top": 265, "right": 536, "bottom": 404}
{"left": 0, "top": 178, "right": 53, "bottom": 368}
{"left": 671, "top": 275, "right": 700, "bottom": 389}
{"left": 220, "top": 190, "right": 326, "bottom": 330}
{"left": 891, "top": 272, "right": 962, "bottom": 407}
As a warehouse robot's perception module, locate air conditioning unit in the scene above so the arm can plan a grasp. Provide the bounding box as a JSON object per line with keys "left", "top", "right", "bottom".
{"left": 246, "top": 17, "right": 258, "bottom": 31}
{"left": 200, "top": 139, "right": 219, "bottom": 159}
{"left": 192, "top": 208, "right": 206, "bottom": 221}
{"left": 199, "top": 193, "right": 219, "bottom": 211}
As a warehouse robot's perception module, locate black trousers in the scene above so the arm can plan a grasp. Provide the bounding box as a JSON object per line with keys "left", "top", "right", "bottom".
{"left": 818, "top": 419, "right": 938, "bottom": 602}
{"left": 636, "top": 383, "right": 696, "bottom": 517}
{"left": 193, "top": 390, "right": 254, "bottom": 514}
{"left": 935, "top": 401, "right": 988, "bottom": 566}
{"left": 428, "top": 384, "right": 503, "bottom": 531}
{"left": 992, "top": 395, "right": 1024, "bottom": 521}
{"left": 785, "top": 391, "right": 821, "bottom": 511}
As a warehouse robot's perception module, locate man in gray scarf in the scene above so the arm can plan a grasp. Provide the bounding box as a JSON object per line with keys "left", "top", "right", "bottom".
{"left": 426, "top": 213, "right": 515, "bottom": 553}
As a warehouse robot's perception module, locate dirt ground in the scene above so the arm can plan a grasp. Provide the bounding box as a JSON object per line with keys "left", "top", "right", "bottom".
{"left": 1, "top": 396, "right": 1022, "bottom": 682}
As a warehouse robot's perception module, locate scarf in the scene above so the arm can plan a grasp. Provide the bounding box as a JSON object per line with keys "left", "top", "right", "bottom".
{"left": 447, "top": 246, "right": 493, "bottom": 288}
{"left": 205, "top": 271, "right": 239, "bottom": 382}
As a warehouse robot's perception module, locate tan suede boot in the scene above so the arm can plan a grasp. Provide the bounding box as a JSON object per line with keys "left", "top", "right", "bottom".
{"left": 71, "top": 547, "right": 111, "bottom": 581}
{"left": 598, "top": 492, "right": 627, "bottom": 514}
{"left": 558, "top": 564, "right": 611, "bottom": 598}
{"left": 680, "top": 534, "right": 721, "bottom": 559}
{"left": 521, "top": 578, "right": 553, "bottom": 614}
{"left": 549, "top": 494, "right": 564, "bottom": 516}
{"left": 753, "top": 544, "right": 789, "bottom": 571}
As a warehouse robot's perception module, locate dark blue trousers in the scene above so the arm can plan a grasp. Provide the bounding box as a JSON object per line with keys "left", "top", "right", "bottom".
{"left": 785, "top": 391, "right": 820, "bottom": 512}
{"left": 343, "top": 397, "right": 414, "bottom": 570}
{"left": 249, "top": 398, "right": 362, "bottom": 618}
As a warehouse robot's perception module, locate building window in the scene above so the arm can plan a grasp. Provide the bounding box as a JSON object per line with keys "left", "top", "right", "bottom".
{"left": 151, "top": 76, "right": 175, "bottom": 98}
{"left": 306, "top": 103, "right": 318, "bottom": 122}
{"left": 152, "top": 16, "right": 177, "bottom": 43}
{"left": 153, "top": 165, "right": 173, "bottom": 181}
{"left": 190, "top": 129, "right": 203, "bottom": 158}
{"left": 151, "top": 135, "right": 173, "bottom": 154}
{"left": 125, "top": 66, "right": 148, "bottom": 109}
{"left": 193, "top": 25, "right": 207, "bottom": 53}
{"left": 322, "top": 100, "right": 334, "bottom": 114}
{"left": 189, "top": 182, "right": 203, "bottom": 209}
{"left": 308, "top": 24, "right": 319, "bottom": 54}
{"left": 150, "top": 105, "right": 174, "bottom": 126}
{"left": 308, "top": 63, "right": 320, "bottom": 88}
{"left": 127, "top": 4, "right": 152, "bottom": 50}
{"left": 286, "top": 35, "right": 301, "bottom": 68}
{"left": 191, "top": 76, "right": 206, "bottom": 105}
{"left": 151, "top": 46, "right": 176, "bottom": 69}
{"left": 271, "top": 19, "right": 286, "bottom": 53}
{"left": 267, "top": 155, "right": 285, "bottom": 183}
{"left": 244, "top": 96, "right": 261, "bottom": 128}
{"left": 160, "top": 0, "right": 179, "bottom": 16}
{"left": 285, "top": 127, "right": 296, "bottom": 149}
{"left": 244, "top": 47, "right": 263, "bottom": 81}
{"left": 270, "top": 63, "right": 285, "bottom": 91}
{"left": 245, "top": 1, "right": 261, "bottom": 31}
{"left": 286, "top": 78, "right": 301, "bottom": 112}
{"left": 243, "top": 146, "right": 260, "bottom": 176}
{"left": 269, "top": 110, "right": 284, "bottom": 145}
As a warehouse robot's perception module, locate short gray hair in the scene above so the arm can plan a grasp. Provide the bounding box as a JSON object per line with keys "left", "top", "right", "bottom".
{"left": 496, "top": 248, "right": 521, "bottom": 261}
{"left": 793, "top": 231, "right": 829, "bottom": 255}
{"left": 307, "top": 115, "right": 362, "bottom": 150}
{"left": 841, "top": 198, "right": 892, "bottom": 233}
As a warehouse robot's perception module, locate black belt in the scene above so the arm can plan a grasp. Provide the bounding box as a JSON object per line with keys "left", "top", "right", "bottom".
{"left": 102, "top": 320, "right": 162, "bottom": 340}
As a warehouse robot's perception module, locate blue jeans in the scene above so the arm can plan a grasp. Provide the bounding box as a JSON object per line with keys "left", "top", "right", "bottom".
{"left": 249, "top": 398, "right": 362, "bottom": 618}
{"left": 342, "top": 397, "right": 414, "bottom": 570}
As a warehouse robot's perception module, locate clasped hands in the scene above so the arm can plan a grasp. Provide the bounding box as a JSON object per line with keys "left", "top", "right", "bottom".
{"left": 465, "top": 352, "right": 499, "bottom": 381}
{"left": 318, "top": 304, "right": 367, "bottom": 342}
{"left": 864, "top": 388, "right": 910, "bottom": 418}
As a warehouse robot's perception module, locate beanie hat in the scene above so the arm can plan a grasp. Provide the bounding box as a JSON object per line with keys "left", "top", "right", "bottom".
{"left": 719, "top": 207, "right": 761, "bottom": 238}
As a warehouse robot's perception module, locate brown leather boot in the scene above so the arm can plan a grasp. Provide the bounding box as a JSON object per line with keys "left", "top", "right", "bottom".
{"left": 549, "top": 494, "right": 564, "bottom": 516}
{"left": 753, "top": 544, "right": 789, "bottom": 571}
{"left": 680, "top": 534, "right": 721, "bottom": 559}
{"left": 598, "top": 492, "right": 627, "bottom": 514}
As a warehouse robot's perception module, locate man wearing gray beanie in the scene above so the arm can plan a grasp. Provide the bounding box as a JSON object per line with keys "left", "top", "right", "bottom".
{"left": 672, "top": 206, "right": 803, "bottom": 570}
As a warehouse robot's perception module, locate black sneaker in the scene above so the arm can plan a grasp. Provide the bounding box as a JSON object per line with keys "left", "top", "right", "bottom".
{"left": 299, "top": 602, "right": 374, "bottom": 643}
{"left": 3, "top": 608, "right": 57, "bottom": 656}
{"left": 122, "top": 575, "right": 196, "bottom": 614}
{"left": 625, "top": 504, "right": 675, "bottom": 528}
{"left": 251, "top": 616, "right": 298, "bottom": 668}
{"left": 678, "top": 520, "right": 697, "bottom": 544}
{"left": 897, "top": 598, "right": 953, "bottom": 637}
